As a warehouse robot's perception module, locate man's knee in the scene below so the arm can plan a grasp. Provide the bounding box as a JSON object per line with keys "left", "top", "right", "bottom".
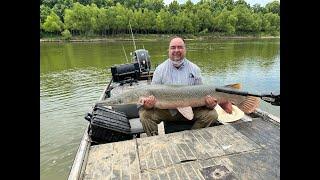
{"left": 194, "top": 108, "right": 218, "bottom": 122}
{"left": 139, "top": 108, "right": 165, "bottom": 123}
{"left": 139, "top": 108, "right": 149, "bottom": 119}
{"left": 199, "top": 109, "right": 218, "bottom": 123}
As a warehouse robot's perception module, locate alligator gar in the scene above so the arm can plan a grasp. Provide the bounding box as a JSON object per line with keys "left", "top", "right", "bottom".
{"left": 96, "top": 83, "right": 260, "bottom": 117}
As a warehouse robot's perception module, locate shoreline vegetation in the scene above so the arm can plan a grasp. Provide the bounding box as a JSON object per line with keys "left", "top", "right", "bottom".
{"left": 41, "top": 1, "right": 280, "bottom": 42}
{"left": 40, "top": 33, "right": 279, "bottom": 42}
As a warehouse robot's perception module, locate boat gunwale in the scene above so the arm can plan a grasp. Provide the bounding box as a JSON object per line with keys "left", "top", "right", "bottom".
{"left": 68, "top": 82, "right": 110, "bottom": 180}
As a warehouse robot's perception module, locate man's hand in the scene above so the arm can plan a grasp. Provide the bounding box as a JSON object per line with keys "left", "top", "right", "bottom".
{"left": 139, "top": 95, "right": 156, "bottom": 109}
{"left": 219, "top": 99, "right": 233, "bottom": 114}
{"left": 205, "top": 95, "right": 217, "bottom": 109}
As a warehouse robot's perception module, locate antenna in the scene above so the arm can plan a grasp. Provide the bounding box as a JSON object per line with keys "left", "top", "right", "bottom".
{"left": 122, "top": 44, "right": 129, "bottom": 63}
{"left": 129, "top": 21, "right": 136, "bottom": 51}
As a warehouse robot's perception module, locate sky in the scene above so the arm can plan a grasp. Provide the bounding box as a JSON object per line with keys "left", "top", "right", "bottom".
{"left": 163, "top": 0, "right": 280, "bottom": 7}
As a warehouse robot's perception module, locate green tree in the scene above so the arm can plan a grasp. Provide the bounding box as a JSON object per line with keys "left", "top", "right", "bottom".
{"left": 234, "top": 0, "right": 250, "bottom": 9}
{"left": 92, "top": 0, "right": 107, "bottom": 8}
{"left": 252, "top": 3, "right": 266, "bottom": 13}
{"left": 61, "top": 29, "right": 72, "bottom": 40}
{"left": 223, "top": 0, "right": 235, "bottom": 11}
{"left": 266, "top": 1, "right": 280, "bottom": 15}
{"left": 40, "top": 5, "right": 51, "bottom": 24}
{"left": 189, "top": 12, "right": 200, "bottom": 33}
{"left": 264, "top": 12, "right": 280, "bottom": 34}
{"left": 42, "top": 11, "right": 64, "bottom": 33}
{"left": 77, "top": 0, "right": 92, "bottom": 6}
{"left": 114, "top": 3, "right": 129, "bottom": 33}
{"left": 52, "top": 0, "right": 73, "bottom": 20}
{"left": 208, "top": 0, "right": 224, "bottom": 15}
{"left": 178, "top": 11, "right": 193, "bottom": 33}
{"left": 171, "top": 15, "right": 180, "bottom": 33}
{"left": 156, "top": 11, "right": 165, "bottom": 33}
{"left": 88, "top": 3, "right": 101, "bottom": 34}
{"left": 196, "top": 3, "right": 212, "bottom": 31}
{"left": 104, "top": 0, "right": 115, "bottom": 7}
{"left": 123, "top": 0, "right": 142, "bottom": 9}
{"left": 42, "top": 0, "right": 58, "bottom": 8}
{"left": 142, "top": 0, "right": 164, "bottom": 12}
{"left": 261, "top": 12, "right": 270, "bottom": 32}
{"left": 40, "top": 0, "right": 279, "bottom": 36}
{"left": 168, "top": 0, "right": 180, "bottom": 15}
{"left": 213, "top": 9, "right": 237, "bottom": 34}
{"left": 133, "top": 9, "right": 144, "bottom": 33}
{"left": 63, "top": 2, "right": 93, "bottom": 35}
{"left": 251, "top": 13, "right": 262, "bottom": 32}
{"left": 232, "top": 5, "right": 255, "bottom": 32}
{"left": 156, "top": 9, "right": 171, "bottom": 33}
{"left": 105, "top": 7, "right": 117, "bottom": 34}
{"left": 181, "top": 0, "right": 194, "bottom": 12}
{"left": 127, "top": 9, "right": 136, "bottom": 32}
{"left": 141, "top": 9, "right": 157, "bottom": 33}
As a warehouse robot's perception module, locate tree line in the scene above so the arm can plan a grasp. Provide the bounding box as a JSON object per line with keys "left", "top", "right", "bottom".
{"left": 40, "top": 0, "right": 280, "bottom": 39}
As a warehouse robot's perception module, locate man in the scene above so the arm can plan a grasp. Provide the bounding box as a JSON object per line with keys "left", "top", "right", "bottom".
{"left": 139, "top": 36, "right": 218, "bottom": 136}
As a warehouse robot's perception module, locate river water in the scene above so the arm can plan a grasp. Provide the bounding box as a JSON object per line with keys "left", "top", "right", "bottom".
{"left": 40, "top": 38, "right": 279, "bottom": 180}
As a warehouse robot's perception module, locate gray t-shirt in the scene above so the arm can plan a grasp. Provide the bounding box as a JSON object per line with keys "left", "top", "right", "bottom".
{"left": 151, "top": 58, "right": 203, "bottom": 116}
{"left": 152, "top": 58, "right": 203, "bottom": 85}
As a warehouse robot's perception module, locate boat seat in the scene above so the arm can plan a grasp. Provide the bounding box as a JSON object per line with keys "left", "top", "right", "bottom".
{"left": 110, "top": 104, "right": 223, "bottom": 135}
{"left": 111, "top": 104, "right": 139, "bottom": 119}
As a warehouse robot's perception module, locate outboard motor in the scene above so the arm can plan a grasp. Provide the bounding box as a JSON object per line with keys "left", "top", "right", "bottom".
{"left": 110, "top": 49, "right": 152, "bottom": 85}
{"left": 131, "top": 49, "right": 151, "bottom": 72}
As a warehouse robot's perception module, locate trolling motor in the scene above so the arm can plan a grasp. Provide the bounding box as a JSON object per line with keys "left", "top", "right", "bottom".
{"left": 215, "top": 87, "right": 280, "bottom": 106}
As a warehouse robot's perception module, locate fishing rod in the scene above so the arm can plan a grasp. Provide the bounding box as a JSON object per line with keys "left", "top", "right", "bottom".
{"left": 215, "top": 87, "right": 280, "bottom": 106}
{"left": 121, "top": 44, "right": 129, "bottom": 63}
{"left": 129, "top": 21, "right": 136, "bottom": 51}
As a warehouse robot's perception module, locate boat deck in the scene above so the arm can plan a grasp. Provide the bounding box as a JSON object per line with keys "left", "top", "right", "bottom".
{"left": 82, "top": 116, "right": 279, "bottom": 180}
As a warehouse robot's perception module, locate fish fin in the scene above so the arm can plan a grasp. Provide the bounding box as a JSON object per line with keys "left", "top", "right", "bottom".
{"left": 177, "top": 106, "right": 194, "bottom": 120}
{"left": 224, "top": 83, "right": 241, "bottom": 89}
{"left": 238, "top": 96, "right": 260, "bottom": 114}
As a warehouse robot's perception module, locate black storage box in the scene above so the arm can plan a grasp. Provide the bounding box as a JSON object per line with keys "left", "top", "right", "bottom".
{"left": 86, "top": 105, "right": 133, "bottom": 143}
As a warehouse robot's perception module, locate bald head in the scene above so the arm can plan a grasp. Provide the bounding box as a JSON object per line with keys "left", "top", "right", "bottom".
{"left": 169, "top": 37, "right": 186, "bottom": 62}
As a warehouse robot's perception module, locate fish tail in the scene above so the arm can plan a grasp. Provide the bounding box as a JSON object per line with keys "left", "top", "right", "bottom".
{"left": 238, "top": 96, "right": 260, "bottom": 114}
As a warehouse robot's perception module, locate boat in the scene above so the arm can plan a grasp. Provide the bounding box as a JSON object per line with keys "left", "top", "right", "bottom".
{"left": 68, "top": 49, "right": 280, "bottom": 180}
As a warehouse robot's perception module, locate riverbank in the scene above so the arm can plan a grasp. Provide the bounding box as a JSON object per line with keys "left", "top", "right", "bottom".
{"left": 40, "top": 33, "right": 279, "bottom": 42}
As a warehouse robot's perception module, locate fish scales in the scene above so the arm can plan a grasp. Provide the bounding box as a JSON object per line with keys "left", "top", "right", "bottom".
{"left": 98, "top": 85, "right": 251, "bottom": 111}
